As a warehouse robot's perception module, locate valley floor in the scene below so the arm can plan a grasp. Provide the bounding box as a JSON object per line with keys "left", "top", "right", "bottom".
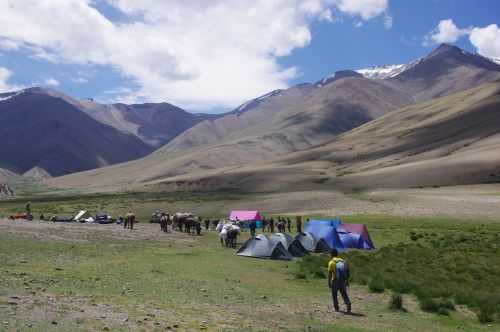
{"left": 1, "top": 217, "right": 499, "bottom": 332}
{"left": 1, "top": 185, "right": 500, "bottom": 331}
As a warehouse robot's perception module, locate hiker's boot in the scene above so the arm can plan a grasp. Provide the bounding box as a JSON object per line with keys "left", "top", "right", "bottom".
{"left": 346, "top": 304, "right": 351, "bottom": 314}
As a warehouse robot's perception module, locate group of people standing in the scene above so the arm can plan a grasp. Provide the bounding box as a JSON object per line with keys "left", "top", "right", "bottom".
{"left": 119, "top": 212, "right": 136, "bottom": 230}
{"left": 260, "top": 215, "right": 302, "bottom": 234}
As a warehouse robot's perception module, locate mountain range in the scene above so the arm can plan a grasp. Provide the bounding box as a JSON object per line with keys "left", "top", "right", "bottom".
{"left": 42, "top": 44, "right": 500, "bottom": 192}
{"left": 0, "top": 88, "right": 214, "bottom": 176}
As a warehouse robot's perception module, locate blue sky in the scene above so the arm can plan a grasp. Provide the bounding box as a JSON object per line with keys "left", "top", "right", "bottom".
{"left": 282, "top": 0, "right": 500, "bottom": 85}
{"left": 0, "top": 0, "right": 499, "bottom": 112}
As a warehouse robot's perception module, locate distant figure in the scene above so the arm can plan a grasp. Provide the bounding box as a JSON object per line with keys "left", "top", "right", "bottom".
{"left": 216, "top": 220, "right": 225, "bottom": 246}
{"left": 196, "top": 221, "right": 202, "bottom": 235}
{"left": 125, "top": 212, "right": 135, "bottom": 230}
{"left": 328, "top": 249, "right": 351, "bottom": 313}
{"left": 287, "top": 218, "right": 291, "bottom": 233}
{"left": 160, "top": 213, "right": 168, "bottom": 232}
{"left": 40, "top": 213, "right": 45, "bottom": 221}
{"left": 117, "top": 216, "right": 124, "bottom": 225}
{"left": 204, "top": 219, "right": 210, "bottom": 231}
{"left": 261, "top": 218, "right": 267, "bottom": 232}
{"left": 270, "top": 218, "right": 275, "bottom": 233}
{"left": 249, "top": 220, "right": 257, "bottom": 237}
{"left": 296, "top": 216, "right": 302, "bottom": 233}
{"left": 26, "top": 201, "right": 31, "bottom": 214}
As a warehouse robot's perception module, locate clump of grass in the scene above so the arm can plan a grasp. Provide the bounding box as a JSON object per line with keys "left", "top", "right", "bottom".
{"left": 368, "top": 278, "right": 385, "bottom": 293}
{"left": 292, "top": 255, "right": 329, "bottom": 280}
{"left": 419, "top": 297, "right": 455, "bottom": 315}
{"left": 389, "top": 293, "right": 405, "bottom": 311}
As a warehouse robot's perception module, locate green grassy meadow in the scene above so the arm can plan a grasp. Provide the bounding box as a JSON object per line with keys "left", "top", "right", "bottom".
{"left": 1, "top": 192, "right": 500, "bottom": 331}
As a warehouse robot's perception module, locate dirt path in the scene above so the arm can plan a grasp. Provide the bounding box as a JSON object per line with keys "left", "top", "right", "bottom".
{"left": 0, "top": 218, "right": 196, "bottom": 244}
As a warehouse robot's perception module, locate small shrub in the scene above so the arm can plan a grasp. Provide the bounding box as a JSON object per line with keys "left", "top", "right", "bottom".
{"left": 389, "top": 293, "right": 404, "bottom": 311}
{"left": 437, "top": 307, "right": 450, "bottom": 316}
{"left": 368, "top": 278, "right": 385, "bottom": 293}
{"left": 478, "top": 310, "right": 494, "bottom": 324}
{"left": 477, "top": 298, "right": 498, "bottom": 324}
{"left": 419, "top": 297, "right": 454, "bottom": 315}
{"left": 420, "top": 297, "right": 439, "bottom": 313}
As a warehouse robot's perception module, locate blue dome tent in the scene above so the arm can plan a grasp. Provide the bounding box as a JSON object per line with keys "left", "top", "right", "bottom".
{"left": 304, "top": 219, "right": 344, "bottom": 251}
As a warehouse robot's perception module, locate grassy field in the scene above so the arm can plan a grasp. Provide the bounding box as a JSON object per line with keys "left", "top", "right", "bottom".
{"left": 1, "top": 208, "right": 500, "bottom": 331}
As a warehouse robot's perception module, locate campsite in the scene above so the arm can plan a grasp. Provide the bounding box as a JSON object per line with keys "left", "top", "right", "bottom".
{"left": 1, "top": 190, "right": 500, "bottom": 331}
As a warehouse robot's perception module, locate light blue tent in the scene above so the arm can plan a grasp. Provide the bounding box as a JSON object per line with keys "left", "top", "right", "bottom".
{"left": 304, "top": 219, "right": 344, "bottom": 251}
{"left": 337, "top": 231, "right": 373, "bottom": 249}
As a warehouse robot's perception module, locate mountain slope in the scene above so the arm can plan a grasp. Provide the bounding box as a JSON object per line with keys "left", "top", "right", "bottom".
{"left": 0, "top": 168, "right": 19, "bottom": 183}
{"left": 47, "top": 44, "right": 500, "bottom": 191}
{"left": 161, "top": 76, "right": 413, "bottom": 155}
{"left": 47, "top": 77, "right": 415, "bottom": 190}
{"left": 0, "top": 88, "right": 153, "bottom": 176}
{"left": 393, "top": 44, "right": 500, "bottom": 101}
{"left": 155, "top": 79, "right": 500, "bottom": 192}
{"left": 78, "top": 100, "right": 216, "bottom": 148}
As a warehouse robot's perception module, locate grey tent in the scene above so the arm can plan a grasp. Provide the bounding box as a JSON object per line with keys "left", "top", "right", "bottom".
{"left": 270, "top": 233, "right": 309, "bottom": 257}
{"left": 295, "top": 232, "right": 331, "bottom": 253}
{"left": 237, "top": 234, "right": 293, "bottom": 260}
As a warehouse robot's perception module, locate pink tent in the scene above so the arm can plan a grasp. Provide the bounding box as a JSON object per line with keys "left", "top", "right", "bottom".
{"left": 337, "top": 224, "right": 374, "bottom": 249}
{"left": 229, "top": 210, "right": 262, "bottom": 221}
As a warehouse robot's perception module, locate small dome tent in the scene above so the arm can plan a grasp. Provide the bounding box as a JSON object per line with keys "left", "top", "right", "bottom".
{"left": 270, "top": 233, "right": 309, "bottom": 257}
{"left": 237, "top": 234, "right": 293, "bottom": 260}
{"left": 304, "top": 219, "right": 344, "bottom": 251}
{"left": 337, "top": 223, "right": 375, "bottom": 249}
{"left": 295, "top": 232, "right": 332, "bottom": 253}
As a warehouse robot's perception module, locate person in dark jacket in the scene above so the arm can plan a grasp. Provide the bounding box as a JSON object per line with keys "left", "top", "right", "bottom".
{"left": 270, "top": 217, "right": 275, "bottom": 233}
{"left": 287, "top": 218, "right": 291, "bottom": 233}
{"left": 249, "top": 220, "right": 257, "bottom": 237}
{"left": 296, "top": 216, "right": 302, "bottom": 233}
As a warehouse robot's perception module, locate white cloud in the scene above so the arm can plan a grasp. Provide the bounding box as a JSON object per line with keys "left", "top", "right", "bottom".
{"left": 72, "top": 77, "right": 88, "bottom": 83}
{"left": 44, "top": 78, "right": 60, "bottom": 86}
{"left": 0, "top": 38, "right": 21, "bottom": 51}
{"left": 424, "top": 19, "right": 469, "bottom": 45}
{"left": 424, "top": 20, "right": 500, "bottom": 60}
{"left": 0, "top": 0, "right": 389, "bottom": 110}
{"left": 0, "top": 67, "right": 23, "bottom": 92}
{"left": 469, "top": 24, "right": 500, "bottom": 59}
{"left": 333, "top": 0, "right": 388, "bottom": 20}
{"left": 384, "top": 14, "right": 393, "bottom": 30}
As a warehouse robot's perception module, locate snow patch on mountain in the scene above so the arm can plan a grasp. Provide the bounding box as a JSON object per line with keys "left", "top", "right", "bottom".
{"left": 356, "top": 64, "right": 407, "bottom": 79}
{"left": 0, "top": 91, "right": 21, "bottom": 101}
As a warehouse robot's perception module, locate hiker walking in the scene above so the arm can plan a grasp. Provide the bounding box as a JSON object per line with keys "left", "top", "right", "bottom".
{"left": 328, "top": 249, "right": 351, "bottom": 313}
{"left": 287, "top": 218, "right": 291, "bottom": 233}
{"left": 204, "top": 219, "right": 210, "bottom": 231}
{"left": 26, "top": 201, "right": 31, "bottom": 215}
{"left": 270, "top": 217, "right": 275, "bottom": 233}
{"left": 296, "top": 216, "right": 302, "bottom": 233}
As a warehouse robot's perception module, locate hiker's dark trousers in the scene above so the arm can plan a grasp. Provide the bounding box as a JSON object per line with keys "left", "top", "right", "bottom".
{"left": 331, "top": 279, "right": 351, "bottom": 311}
